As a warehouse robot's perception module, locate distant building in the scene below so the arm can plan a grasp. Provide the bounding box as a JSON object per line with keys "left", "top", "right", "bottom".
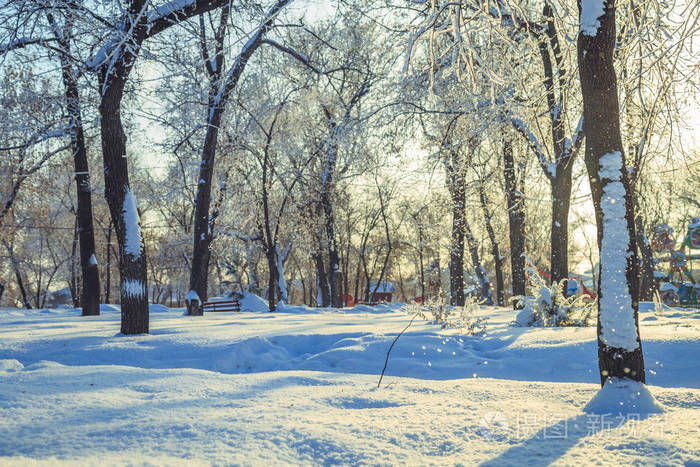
{"left": 368, "top": 281, "right": 395, "bottom": 303}
{"left": 46, "top": 287, "right": 73, "bottom": 308}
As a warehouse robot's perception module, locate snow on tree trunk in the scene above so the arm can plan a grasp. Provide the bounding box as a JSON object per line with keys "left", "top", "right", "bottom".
{"left": 99, "top": 80, "right": 149, "bottom": 335}
{"left": 578, "top": 0, "right": 646, "bottom": 386}
{"left": 598, "top": 152, "right": 639, "bottom": 351}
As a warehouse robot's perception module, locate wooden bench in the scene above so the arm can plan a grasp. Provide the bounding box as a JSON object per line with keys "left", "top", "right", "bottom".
{"left": 202, "top": 299, "right": 240, "bottom": 313}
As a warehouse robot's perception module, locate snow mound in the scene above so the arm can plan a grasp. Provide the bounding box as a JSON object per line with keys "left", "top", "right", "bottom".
{"left": 240, "top": 293, "right": 269, "bottom": 313}
{"left": 584, "top": 377, "right": 664, "bottom": 416}
{"left": 99, "top": 304, "right": 120, "bottom": 313}
{"left": 515, "top": 307, "right": 536, "bottom": 326}
{"left": 0, "top": 359, "right": 24, "bottom": 372}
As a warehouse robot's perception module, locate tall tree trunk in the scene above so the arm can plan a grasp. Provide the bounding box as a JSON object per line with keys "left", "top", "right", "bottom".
{"left": 314, "top": 249, "right": 330, "bottom": 306}
{"left": 320, "top": 130, "right": 341, "bottom": 307}
{"left": 537, "top": 4, "right": 582, "bottom": 286}
{"left": 578, "top": 0, "right": 645, "bottom": 385}
{"left": 53, "top": 22, "right": 101, "bottom": 316}
{"left": 324, "top": 198, "right": 341, "bottom": 307}
{"left": 69, "top": 216, "right": 80, "bottom": 307}
{"left": 96, "top": 0, "right": 150, "bottom": 334}
{"left": 635, "top": 211, "right": 655, "bottom": 301}
{"left": 105, "top": 219, "right": 112, "bottom": 304}
{"left": 479, "top": 183, "right": 504, "bottom": 306}
{"left": 15, "top": 266, "right": 31, "bottom": 309}
{"left": 418, "top": 225, "right": 425, "bottom": 301}
{"left": 503, "top": 138, "right": 526, "bottom": 305}
{"left": 447, "top": 161, "right": 466, "bottom": 307}
{"left": 550, "top": 168, "right": 573, "bottom": 285}
{"left": 188, "top": 0, "right": 291, "bottom": 311}
{"left": 188, "top": 6, "right": 231, "bottom": 312}
{"left": 99, "top": 74, "right": 149, "bottom": 334}
{"left": 266, "top": 249, "right": 279, "bottom": 311}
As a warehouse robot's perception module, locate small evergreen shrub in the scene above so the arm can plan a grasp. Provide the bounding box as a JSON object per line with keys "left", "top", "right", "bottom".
{"left": 513, "top": 255, "right": 595, "bottom": 327}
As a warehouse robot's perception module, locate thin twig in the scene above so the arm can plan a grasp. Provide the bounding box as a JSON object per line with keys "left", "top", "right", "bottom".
{"left": 377, "top": 313, "right": 418, "bottom": 389}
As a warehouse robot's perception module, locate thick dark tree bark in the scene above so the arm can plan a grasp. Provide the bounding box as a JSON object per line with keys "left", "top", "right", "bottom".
{"left": 318, "top": 113, "right": 341, "bottom": 307}
{"left": 479, "top": 183, "right": 504, "bottom": 306}
{"left": 265, "top": 250, "right": 280, "bottom": 311}
{"left": 51, "top": 15, "right": 101, "bottom": 316}
{"left": 99, "top": 82, "right": 149, "bottom": 333}
{"left": 503, "top": 139, "right": 526, "bottom": 305}
{"left": 578, "top": 0, "right": 645, "bottom": 385}
{"left": 97, "top": 2, "right": 150, "bottom": 333}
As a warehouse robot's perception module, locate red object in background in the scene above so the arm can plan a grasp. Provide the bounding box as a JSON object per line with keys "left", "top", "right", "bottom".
{"left": 412, "top": 296, "right": 424, "bottom": 303}
{"left": 342, "top": 294, "right": 355, "bottom": 307}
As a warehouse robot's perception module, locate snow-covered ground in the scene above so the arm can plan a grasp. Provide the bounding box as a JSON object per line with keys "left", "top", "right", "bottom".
{"left": 0, "top": 300, "right": 698, "bottom": 465}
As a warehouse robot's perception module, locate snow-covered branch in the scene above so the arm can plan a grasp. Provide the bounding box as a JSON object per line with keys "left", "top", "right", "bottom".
{"left": 510, "top": 117, "right": 554, "bottom": 180}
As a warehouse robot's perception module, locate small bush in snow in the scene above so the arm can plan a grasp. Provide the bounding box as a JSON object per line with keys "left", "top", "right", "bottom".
{"left": 513, "top": 256, "right": 595, "bottom": 327}
{"left": 404, "top": 294, "right": 487, "bottom": 336}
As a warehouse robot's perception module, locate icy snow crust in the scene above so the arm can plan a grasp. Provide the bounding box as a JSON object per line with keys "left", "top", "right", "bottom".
{"left": 599, "top": 151, "right": 639, "bottom": 351}
{"left": 0, "top": 301, "right": 698, "bottom": 465}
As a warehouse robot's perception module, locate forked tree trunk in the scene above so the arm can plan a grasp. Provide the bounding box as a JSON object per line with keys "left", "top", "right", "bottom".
{"left": 578, "top": 0, "right": 645, "bottom": 385}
